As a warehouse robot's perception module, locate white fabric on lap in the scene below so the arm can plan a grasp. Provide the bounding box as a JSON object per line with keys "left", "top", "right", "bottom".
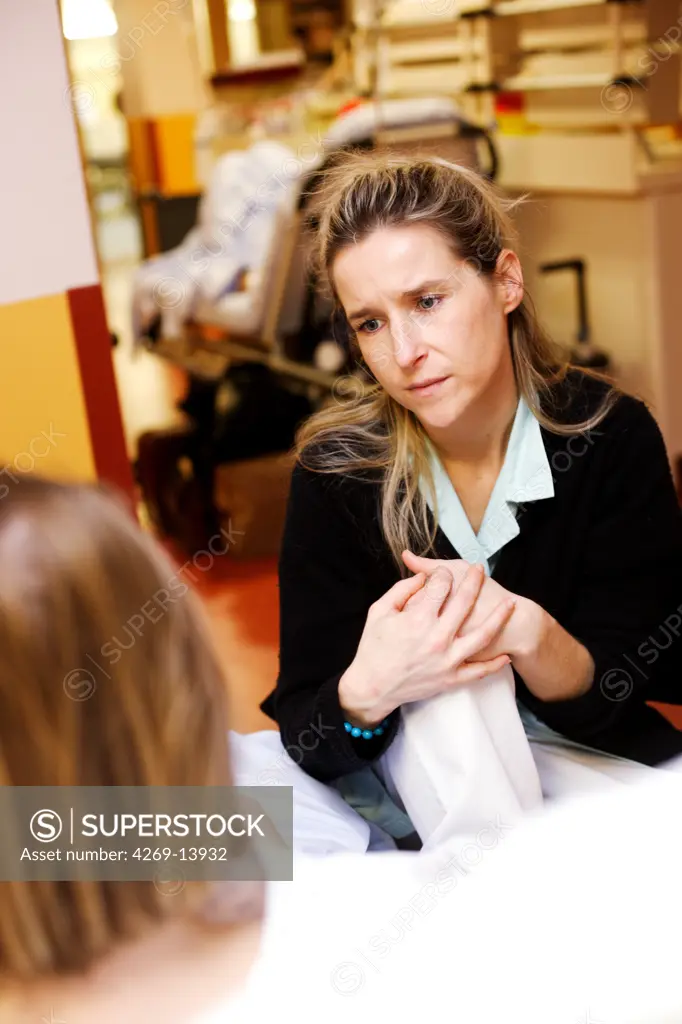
{"left": 227, "top": 719, "right": 678, "bottom": 862}
{"left": 380, "top": 665, "right": 544, "bottom": 849}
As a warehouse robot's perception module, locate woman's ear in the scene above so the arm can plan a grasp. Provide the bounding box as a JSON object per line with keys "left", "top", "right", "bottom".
{"left": 495, "top": 249, "right": 524, "bottom": 314}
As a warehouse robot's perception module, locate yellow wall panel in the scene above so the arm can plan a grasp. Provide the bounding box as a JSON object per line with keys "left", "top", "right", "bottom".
{"left": 0, "top": 293, "right": 96, "bottom": 482}
{"left": 154, "top": 114, "right": 199, "bottom": 196}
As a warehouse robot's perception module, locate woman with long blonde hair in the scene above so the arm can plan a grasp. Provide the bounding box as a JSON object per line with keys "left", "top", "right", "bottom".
{"left": 261, "top": 151, "right": 682, "bottom": 838}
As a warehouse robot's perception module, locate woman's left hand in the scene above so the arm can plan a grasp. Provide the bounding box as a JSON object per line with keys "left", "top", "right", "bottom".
{"left": 401, "top": 549, "right": 538, "bottom": 662}
{"left": 402, "top": 550, "right": 595, "bottom": 701}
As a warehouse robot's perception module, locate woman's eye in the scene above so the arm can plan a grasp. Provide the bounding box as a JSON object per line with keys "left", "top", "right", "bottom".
{"left": 358, "top": 318, "right": 381, "bottom": 334}
{"left": 417, "top": 294, "right": 441, "bottom": 312}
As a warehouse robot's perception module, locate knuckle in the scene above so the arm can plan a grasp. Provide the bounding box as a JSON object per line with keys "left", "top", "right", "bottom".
{"left": 430, "top": 632, "right": 449, "bottom": 655}
{"left": 424, "top": 573, "right": 451, "bottom": 600}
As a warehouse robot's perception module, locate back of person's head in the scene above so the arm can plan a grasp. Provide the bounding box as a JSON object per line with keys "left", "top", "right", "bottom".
{"left": 0, "top": 476, "right": 230, "bottom": 981}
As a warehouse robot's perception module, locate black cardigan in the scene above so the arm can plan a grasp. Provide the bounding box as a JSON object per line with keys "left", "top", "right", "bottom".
{"left": 261, "top": 372, "right": 682, "bottom": 778}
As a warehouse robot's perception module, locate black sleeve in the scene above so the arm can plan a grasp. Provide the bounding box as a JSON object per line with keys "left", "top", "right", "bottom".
{"left": 524, "top": 396, "right": 682, "bottom": 742}
{"left": 263, "top": 461, "right": 400, "bottom": 783}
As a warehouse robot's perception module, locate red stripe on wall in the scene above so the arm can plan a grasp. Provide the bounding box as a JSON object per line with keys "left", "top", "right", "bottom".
{"left": 67, "top": 284, "right": 135, "bottom": 505}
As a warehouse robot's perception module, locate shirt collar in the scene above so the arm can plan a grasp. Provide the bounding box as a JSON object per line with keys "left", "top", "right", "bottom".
{"left": 500, "top": 395, "right": 555, "bottom": 505}
{"left": 422, "top": 395, "right": 554, "bottom": 568}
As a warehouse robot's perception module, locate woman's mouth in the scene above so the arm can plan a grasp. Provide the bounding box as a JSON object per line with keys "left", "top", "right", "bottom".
{"left": 407, "top": 375, "right": 450, "bottom": 397}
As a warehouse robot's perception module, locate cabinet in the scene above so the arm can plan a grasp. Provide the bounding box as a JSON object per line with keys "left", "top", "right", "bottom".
{"left": 351, "top": 0, "right": 682, "bottom": 127}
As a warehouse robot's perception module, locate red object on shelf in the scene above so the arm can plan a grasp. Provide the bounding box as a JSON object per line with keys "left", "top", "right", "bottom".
{"left": 495, "top": 91, "right": 525, "bottom": 114}
{"left": 336, "top": 97, "right": 365, "bottom": 118}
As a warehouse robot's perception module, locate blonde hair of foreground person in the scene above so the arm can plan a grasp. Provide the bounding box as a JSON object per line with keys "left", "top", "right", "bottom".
{"left": 0, "top": 477, "right": 263, "bottom": 1016}
{"left": 1, "top": 481, "right": 681, "bottom": 1024}
{"left": 298, "top": 152, "right": 619, "bottom": 570}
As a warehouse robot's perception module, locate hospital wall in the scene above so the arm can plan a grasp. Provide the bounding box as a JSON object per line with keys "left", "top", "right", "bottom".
{"left": 0, "top": 1, "right": 132, "bottom": 500}
{"left": 498, "top": 135, "right": 682, "bottom": 463}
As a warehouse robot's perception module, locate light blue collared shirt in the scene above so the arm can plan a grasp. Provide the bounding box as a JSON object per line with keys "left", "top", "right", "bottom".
{"left": 420, "top": 397, "right": 636, "bottom": 758}
{"left": 420, "top": 395, "right": 555, "bottom": 576}
{"left": 420, "top": 396, "right": 566, "bottom": 747}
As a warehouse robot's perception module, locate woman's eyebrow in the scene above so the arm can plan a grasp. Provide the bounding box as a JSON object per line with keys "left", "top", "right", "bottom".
{"left": 348, "top": 279, "right": 451, "bottom": 322}
{"left": 401, "top": 277, "right": 451, "bottom": 296}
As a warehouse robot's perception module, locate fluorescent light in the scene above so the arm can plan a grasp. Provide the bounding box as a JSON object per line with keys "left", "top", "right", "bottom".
{"left": 229, "top": 0, "right": 257, "bottom": 23}
{"left": 61, "top": 0, "right": 118, "bottom": 41}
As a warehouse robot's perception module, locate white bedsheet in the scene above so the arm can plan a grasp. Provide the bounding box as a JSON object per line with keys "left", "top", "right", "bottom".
{"left": 229, "top": 730, "right": 372, "bottom": 856}
{"left": 229, "top": 678, "right": 679, "bottom": 858}
{"left": 212, "top": 766, "right": 682, "bottom": 1024}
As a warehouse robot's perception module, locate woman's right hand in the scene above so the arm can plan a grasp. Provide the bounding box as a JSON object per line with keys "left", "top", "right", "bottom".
{"left": 338, "top": 563, "right": 516, "bottom": 728}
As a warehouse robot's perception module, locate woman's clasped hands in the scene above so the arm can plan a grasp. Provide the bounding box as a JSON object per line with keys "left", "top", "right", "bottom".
{"left": 338, "top": 550, "right": 523, "bottom": 728}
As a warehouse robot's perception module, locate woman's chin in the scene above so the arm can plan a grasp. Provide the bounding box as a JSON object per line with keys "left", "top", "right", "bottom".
{"left": 418, "top": 414, "right": 459, "bottom": 435}
{"left": 412, "top": 394, "right": 469, "bottom": 434}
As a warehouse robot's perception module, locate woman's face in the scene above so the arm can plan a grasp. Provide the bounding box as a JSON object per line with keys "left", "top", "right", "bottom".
{"left": 332, "top": 223, "right": 523, "bottom": 433}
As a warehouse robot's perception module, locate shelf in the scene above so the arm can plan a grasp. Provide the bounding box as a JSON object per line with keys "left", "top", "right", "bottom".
{"left": 386, "top": 37, "right": 486, "bottom": 62}
{"left": 493, "top": 0, "right": 633, "bottom": 16}
{"left": 350, "top": 0, "right": 679, "bottom": 126}
{"left": 367, "top": 0, "right": 630, "bottom": 25}
{"left": 504, "top": 71, "right": 623, "bottom": 89}
{"left": 494, "top": 130, "right": 681, "bottom": 194}
{"left": 520, "top": 22, "right": 644, "bottom": 51}
{"left": 210, "top": 52, "right": 304, "bottom": 87}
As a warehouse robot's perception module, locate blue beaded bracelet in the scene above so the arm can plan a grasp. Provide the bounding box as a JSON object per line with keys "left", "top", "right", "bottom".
{"left": 344, "top": 718, "right": 389, "bottom": 740}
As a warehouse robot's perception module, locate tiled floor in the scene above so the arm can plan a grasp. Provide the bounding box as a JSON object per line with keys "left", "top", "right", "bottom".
{"left": 101, "top": 213, "right": 279, "bottom": 735}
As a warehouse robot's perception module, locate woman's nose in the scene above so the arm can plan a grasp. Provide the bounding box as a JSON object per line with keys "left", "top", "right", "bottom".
{"left": 392, "top": 315, "right": 425, "bottom": 369}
